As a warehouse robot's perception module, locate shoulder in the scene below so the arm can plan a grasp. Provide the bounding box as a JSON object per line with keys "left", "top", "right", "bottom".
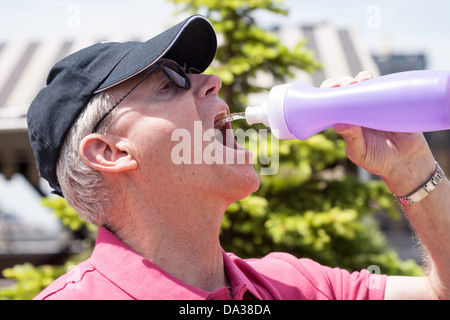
{"left": 228, "top": 252, "right": 386, "bottom": 300}
{"left": 33, "top": 260, "right": 132, "bottom": 300}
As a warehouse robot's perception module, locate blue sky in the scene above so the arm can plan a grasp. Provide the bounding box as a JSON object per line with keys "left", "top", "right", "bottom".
{"left": 0, "top": 0, "right": 449, "bottom": 69}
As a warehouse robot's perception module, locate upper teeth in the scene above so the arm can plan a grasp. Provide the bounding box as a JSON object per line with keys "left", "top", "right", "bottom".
{"left": 214, "top": 110, "right": 228, "bottom": 129}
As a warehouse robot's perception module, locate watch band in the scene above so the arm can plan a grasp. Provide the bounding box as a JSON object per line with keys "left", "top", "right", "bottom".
{"left": 394, "top": 162, "right": 444, "bottom": 206}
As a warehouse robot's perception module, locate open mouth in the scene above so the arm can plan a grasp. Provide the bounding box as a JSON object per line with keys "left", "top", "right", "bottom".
{"left": 213, "top": 110, "right": 235, "bottom": 149}
{"left": 208, "top": 109, "right": 254, "bottom": 165}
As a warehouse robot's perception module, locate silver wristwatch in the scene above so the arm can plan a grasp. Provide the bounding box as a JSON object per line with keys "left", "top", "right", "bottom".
{"left": 394, "top": 162, "right": 444, "bottom": 206}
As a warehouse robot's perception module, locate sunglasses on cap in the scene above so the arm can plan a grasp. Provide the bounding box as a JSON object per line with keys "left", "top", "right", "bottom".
{"left": 92, "top": 59, "right": 201, "bottom": 133}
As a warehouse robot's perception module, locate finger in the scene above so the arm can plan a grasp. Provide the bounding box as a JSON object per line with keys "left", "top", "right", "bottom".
{"left": 320, "top": 78, "right": 340, "bottom": 88}
{"left": 336, "top": 76, "right": 357, "bottom": 86}
{"left": 333, "top": 123, "right": 361, "bottom": 138}
{"left": 355, "top": 71, "right": 373, "bottom": 82}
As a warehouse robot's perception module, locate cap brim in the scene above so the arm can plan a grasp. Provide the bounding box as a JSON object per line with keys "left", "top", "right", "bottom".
{"left": 95, "top": 14, "right": 217, "bottom": 93}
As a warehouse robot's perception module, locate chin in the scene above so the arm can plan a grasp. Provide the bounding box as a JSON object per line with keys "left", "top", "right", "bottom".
{"left": 220, "top": 163, "right": 261, "bottom": 202}
{"left": 206, "top": 118, "right": 262, "bottom": 200}
{"left": 241, "top": 164, "right": 261, "bottom": 193}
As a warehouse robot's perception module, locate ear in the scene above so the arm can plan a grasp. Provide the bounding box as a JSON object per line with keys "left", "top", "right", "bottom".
{"left": 79, "top": 134, "right": 138, "bottom": 173}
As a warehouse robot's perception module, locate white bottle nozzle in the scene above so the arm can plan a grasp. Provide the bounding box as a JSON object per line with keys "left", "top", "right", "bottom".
{"left": 245, "top": 101, "right": 269, "bottom": 127}
{"left": 245, "top": 83, "right": 296, "bottom": 140}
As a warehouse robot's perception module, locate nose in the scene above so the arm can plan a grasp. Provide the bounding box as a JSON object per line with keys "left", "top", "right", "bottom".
{"left": 191, "top": 74, "right": 222, "bottom": 98}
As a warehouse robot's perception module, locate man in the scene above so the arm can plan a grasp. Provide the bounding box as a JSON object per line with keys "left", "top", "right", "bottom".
{"left": 28, "top": 15, "right": 449, "bottom": 300}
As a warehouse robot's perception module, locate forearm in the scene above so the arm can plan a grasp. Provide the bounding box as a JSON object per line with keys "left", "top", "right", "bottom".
{"left": 382, "top": 154, "right": 450, "bottom": 299}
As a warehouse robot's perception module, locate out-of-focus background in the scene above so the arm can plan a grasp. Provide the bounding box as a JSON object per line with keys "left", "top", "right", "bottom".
{"left": 1, "top": 0, "right": 449, "bottom": 296}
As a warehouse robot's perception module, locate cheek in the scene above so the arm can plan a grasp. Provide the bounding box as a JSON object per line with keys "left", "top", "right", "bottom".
{"left": 128, "top": 118, "right": 179, "bottom": 164}
{"left": 123, "top": 98, "right": 206, "bottom": 170}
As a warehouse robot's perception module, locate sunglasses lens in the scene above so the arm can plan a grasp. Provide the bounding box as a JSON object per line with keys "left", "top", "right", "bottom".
{"left": 162, "top": 61, "right": 190, "bottom": 88}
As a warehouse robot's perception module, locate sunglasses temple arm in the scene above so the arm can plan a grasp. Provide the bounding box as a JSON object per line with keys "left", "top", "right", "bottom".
{"left": 91, "top": 66, "right": 158, "bottom": 133}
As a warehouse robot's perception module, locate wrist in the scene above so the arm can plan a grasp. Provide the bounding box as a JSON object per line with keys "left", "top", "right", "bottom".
{"left": 382, "top": 155, "right": 437, "bottom": 198}
{"left": 392, "top": 162, "right": 444, "bottom": 206}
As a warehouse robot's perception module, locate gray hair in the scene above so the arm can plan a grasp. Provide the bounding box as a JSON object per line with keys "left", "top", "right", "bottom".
{"left": 56, "top": 91, "right": 117, "bottom": 226}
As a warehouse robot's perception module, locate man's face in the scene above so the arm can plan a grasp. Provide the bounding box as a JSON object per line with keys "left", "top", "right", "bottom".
{"left": 107, "top": 65, "right": 260, "bottom": 204}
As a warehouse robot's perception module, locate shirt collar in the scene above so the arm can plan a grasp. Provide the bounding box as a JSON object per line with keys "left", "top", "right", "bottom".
{"left": 90, "top": 227, "right": 261, "bottom": 300}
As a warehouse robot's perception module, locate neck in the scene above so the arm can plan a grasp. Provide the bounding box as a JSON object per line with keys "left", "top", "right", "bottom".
{"left": 108, "top": 191, "right": 231, "bottom": 292}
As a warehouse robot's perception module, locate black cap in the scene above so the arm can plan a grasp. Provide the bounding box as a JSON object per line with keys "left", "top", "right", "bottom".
{"left": 27, "top": 15, "right": 217, "bottom": 195}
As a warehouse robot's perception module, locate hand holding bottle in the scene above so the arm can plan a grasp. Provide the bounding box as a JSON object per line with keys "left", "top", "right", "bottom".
{"left": 321, "top": 71, "right": 436, "bottom": 197}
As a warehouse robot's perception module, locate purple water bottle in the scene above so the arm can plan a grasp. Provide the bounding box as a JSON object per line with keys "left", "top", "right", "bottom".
{"left": 245, "top": 70, "right": 450, "bottom": 140}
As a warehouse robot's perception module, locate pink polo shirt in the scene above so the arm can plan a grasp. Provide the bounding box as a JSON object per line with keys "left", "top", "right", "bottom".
{"left": 34, "top": 227, "right": 386, "bottom": 300}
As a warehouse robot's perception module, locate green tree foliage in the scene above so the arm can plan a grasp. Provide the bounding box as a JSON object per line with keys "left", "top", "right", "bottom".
{"left": 0, "top": 263, "right": 65, "bottom": 300}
